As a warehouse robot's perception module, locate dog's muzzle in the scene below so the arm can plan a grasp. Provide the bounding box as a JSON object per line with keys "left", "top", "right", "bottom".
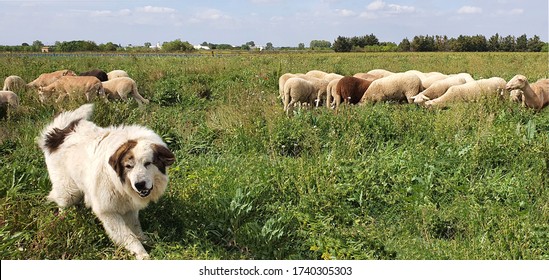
{"left": 134, "top": 181, "right": 152, "bottom": 197}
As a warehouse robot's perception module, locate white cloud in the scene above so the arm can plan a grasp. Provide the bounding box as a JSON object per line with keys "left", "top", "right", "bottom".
{"left": 335, "top": 9, "right": 356, "bottom": 17}
{"left": 457, "top": 6, "right": 482, "bottom": 14}
{"left": 367, "top": 0, "right": 386, "bottom": 11}
{"left": 136, "top": 6, "right": 176, "bottom": 14}
{"left": 387, "top": 4, "right": 415, "bottom": 14}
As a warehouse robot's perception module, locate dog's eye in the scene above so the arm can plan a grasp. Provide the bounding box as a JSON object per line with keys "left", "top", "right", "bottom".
{"left": 144, "top": 162, "right": 152, "bottom": 167}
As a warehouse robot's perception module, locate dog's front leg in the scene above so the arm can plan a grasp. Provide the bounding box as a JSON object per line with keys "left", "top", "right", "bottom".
{"left": 96, "top": 212, "right": 150, "bottom": 260}
{"left": 123, "top": 210, "right": 147, "bottom": 241}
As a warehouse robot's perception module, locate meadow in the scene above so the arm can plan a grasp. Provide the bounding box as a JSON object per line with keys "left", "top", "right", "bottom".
{"left": 0, "top": 52, "right": 548, "bottom": 260}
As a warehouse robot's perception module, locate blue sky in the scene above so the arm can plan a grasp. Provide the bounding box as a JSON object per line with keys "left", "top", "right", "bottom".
{"left": 0, "top": 0, "right": 547, "bottom": 47}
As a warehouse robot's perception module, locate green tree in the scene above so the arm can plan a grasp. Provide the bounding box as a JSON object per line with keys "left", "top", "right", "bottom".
{"left": 527, "top": 35, "right": 544, "bottom": 52}
{"left": 515, "top": 34, "right": 528, "bottom": 51}
{"left": 333, "top": 36, "right": 352, "bottom": 52}
{"left": 398, "top": 38, "right": 411, "bottom": 51}
{"left": 310, "top": 40, "right": 331, "bottom": 50}
{"left": 162, "top": 39, "right": 194, "bottom": 52}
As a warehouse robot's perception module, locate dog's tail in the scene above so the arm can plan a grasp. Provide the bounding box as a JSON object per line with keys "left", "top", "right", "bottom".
{"left": 38, "top": 104, "right": 94, "bottom": 154}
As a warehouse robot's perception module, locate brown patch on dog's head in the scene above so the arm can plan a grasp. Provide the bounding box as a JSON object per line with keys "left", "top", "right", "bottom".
{"left": 44, "top": 119, "right": 81, "bottom": 153}
{"left": 109, "top": 140, "right": 137, "bottom": 183}
{"left": 152, "top": 144, "right": 175, "bottom": 174}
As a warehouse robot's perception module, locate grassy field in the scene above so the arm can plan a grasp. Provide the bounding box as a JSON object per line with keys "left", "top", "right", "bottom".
{"left": 0, "top": 52, "right": 548, "bottom": 260}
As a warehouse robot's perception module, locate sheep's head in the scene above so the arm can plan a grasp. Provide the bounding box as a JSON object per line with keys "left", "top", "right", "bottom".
{"left": 505, "top": 75, "right": 527, "bottom": 91}
{"left": 38, "top": 86, "right": 55, "bottom": 102}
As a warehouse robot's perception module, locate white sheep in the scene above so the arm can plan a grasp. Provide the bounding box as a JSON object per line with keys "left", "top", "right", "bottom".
{"left": 359, "top": 73, "right": 423, "bottom": 104}
{"left": 366, "top": 69, "right": 394, "bottom": 78}
{"left": 107, "top": 70, "right": 130, "bottom": 80}
{"left": 421, "top": 73, "right": 448, "bottom": 89}
{"left": 450, "top": 73, "right": 476, "bottom": 83}
{"left": 323, "top": 73, "right": 344, "bottom": 82}
{"left": 302, "top": 77, "right": 329, "bottom": 108}
{"left": 102, "top": 77, "right": 149, "bottom": 105}
{"left": 411, "top": 76, "right": 467, "bottom": 105}
{"left": 278, "top": 73, "right": 305, "bottom": 100}
{"left": 326, "top": 78, "right": 342, "bottom": 109}
{"left": 0, "top": 90, "right": 20, "bottom": 109}
{"left": 507, "top": 89, "right": 526, "bottom": 107}
{"left": 305, "top": 70, "right": 328, "bottom": 79}
{"left": 3, "top": 76, "right": 27, "bottom": 91}
{"left": 283, "top": 77, "right": 316, "bottom": 115}
{"left": 505, "top": 75, "right": 549, "bottom": 110}
{"left": 424, "top": 77, "right": 506, "bottom": 108}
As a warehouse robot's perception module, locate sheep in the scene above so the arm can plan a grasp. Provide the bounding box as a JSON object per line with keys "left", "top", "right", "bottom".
{"left": 505, "top": 75, "right": 549, "bottom": 110}
{"left": 326, "top": 78, "right": 342, "bottom": 109}
{"left": 0, "top": 90, "right": 20, "bottom": 109}
{"left": 38, "top": 76, "right": 105, "bottom": 103}
{"left": 323, "top": 73, "right": 344, "bottom": 82}
{"left": 107, "top": 70, "right": 130, "bottom": 80}
{"left": 506, "top": 89, "right": 526, "bottom": 107}
{"left": 303, "top": 77, "right": 329, "bottom": 107}
{"left": 359, "top": 73, "right": 423, "bottom": 104}
{"left": 410, "top": 76, "right": 467, "bottom": 105}
{"left": 3, "top": 75, "right": 27, "bottom": 91}
{"left": 366, "top": 69, "right": 394, "bottom": 78}
{"left": 278, "top": 73, "right": 302, "bottom": 100}
{"left": 421, "top": 73, "right": 448, "bottom": 89}
{"left": 79, "top": 69, "right": 108, "bottom": 82}
{"left": 102, "top": 77, "right": 149, "bottom": 105}
{"left": 27, "top": 70, "right": 77, "bottom": 88}
{"left": 353, "top": 73, "right": 381, "bottom": 81}
{"left": 424, "top": 77, "right": 506, "bottom": 108}
{"left": 450, "top": 73, "right": 476, "bottom": 83}
{"left": 305, "top": 70, "right": 328, "bottom": 79}
{"left": 333, "top": 76, "right": 373, "bottom": 110}
{"left": 283, "top": 77, "right": 316, "bottom": 115}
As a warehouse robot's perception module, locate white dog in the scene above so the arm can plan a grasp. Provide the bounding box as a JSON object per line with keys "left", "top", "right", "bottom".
{"left": 38, "top": 104, "right": 175, "bottom": 259}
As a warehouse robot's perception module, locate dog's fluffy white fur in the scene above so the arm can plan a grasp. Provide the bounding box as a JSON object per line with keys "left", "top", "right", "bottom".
{"left": 38, "top": 104, "right": 175, "bottom": 259}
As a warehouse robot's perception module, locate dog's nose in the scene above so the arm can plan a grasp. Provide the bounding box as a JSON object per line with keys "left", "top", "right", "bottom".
{"left": 134, "top": 181, "right": 147, "bottom": 191}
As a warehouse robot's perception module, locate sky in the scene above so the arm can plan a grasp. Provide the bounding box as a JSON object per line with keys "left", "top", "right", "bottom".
{"left": 0, "top": 0, "right": 547, "bottom": 47}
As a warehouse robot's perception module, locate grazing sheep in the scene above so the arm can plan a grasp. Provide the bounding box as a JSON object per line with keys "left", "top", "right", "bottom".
{"left": 334, "top": 76, "right": 373, "bottom": 110}
{"left": 301, "top": 77, "right": 329, "bottom": 108}
{"left": 27, "top": 70, "right": 77, "bottom": 88}
{"left": 283, "top": 77, "right": 316, "bottom": 115}
{"left": 38, "top": 76, "right": 105, "bottom": 103}
{"left": 506, "top": 89, "right": 526, "bottom": 107}
{"left": 326, "top": 78, "right": 342, "bottom": 109}
{"left": 3, "top": 75, "right": 27, "bottom": 91}
{"left": 366, "top": 69, "right": 394, "bottom": 78}
{"left": 359, "top": 73, "right": 423, "bottom": 104}
{"left": 424, "top": 77, "right": 506, "bottom": 108}
{"left": 450, "top": 73, "right": 476, "bottom": 83}
{"left": 353, "top": 73, "right": 381, "bottom": 81}
{"left": 411, "top": 76, "right": 467, "bottom": 105}
{"left": 102, "top": 77, "right": 149, "bottom": 105}
{"left": 421, "top": 73, "right": 448, "bottom": 89}
{"left": 323, "top": 73, "right": 344, "bottom": 82}
{"left": 107, "top": 70, "right": 130, "bottom": 80}
{"left": 79, "top": 69, "right": 108, "bottom": 82}
{"left": 0, "top": 90, "right": 20, "bottom": 108}
{"left": 505, "top": 75, "right": 549, "bottom": 110}
{"left": 305, "top": 70, "right": 328, "bottom": 79}
{"left": 278, "top": 73, "right": 304, "bottom": 100}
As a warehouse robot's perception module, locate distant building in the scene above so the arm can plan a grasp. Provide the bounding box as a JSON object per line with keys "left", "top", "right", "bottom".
{"left": 194, "top": 45, "right": 210, "bottom": 50}
{"left": 41, "top": 46, "right": 50, "bottom": 53}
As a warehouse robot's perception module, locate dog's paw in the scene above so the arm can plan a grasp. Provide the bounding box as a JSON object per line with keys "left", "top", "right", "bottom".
{"left": 136, "top": 253, "right": 150, "bottom": 260}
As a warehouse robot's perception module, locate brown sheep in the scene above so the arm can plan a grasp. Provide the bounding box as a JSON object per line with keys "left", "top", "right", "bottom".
{"left": 38, "top": 76, "right": 105, "bottom": 103}
{"left": 79, "top": 69, "right": 108, "bottom": 82}
{"left": 28, "top": 70, "right": 77, "bottom": 88}
{"left": 505, "top": 75, "right": 549, "bottom": 110}
{"left": 334, "top": 76, "right": 373, "bottom": 110}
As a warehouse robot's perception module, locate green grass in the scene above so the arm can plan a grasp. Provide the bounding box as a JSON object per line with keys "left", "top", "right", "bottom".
{"left": 0, "top": 52, "right": 548, "bottom": 260}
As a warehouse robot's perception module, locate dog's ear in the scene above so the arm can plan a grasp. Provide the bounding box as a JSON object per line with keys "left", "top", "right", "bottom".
{"left": 109, "top": 140, "right": 137, "bottom": 182}
{"left": 152, "top": 144, "right": 175, "bottom": 174}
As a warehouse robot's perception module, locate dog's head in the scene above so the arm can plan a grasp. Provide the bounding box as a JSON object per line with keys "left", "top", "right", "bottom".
{"left": 109, "top": 140, "right": 175, "bottom": 198}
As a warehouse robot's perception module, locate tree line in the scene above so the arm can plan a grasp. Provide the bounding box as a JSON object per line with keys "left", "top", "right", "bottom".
{"left": 0, "top": 33, "right": 546, "bottom": 53}
{"left": 332, "top": 33, "right": 547, "bottom": 52}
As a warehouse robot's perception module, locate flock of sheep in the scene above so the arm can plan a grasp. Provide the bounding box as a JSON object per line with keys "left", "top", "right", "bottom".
{"left": 2, "top": 66, "right": 548, "bottom": 116}
{"left": 278, "top": 69, "right": 549, "bottom": 114}
{"left": 0, "top": 69, "right": 149, "bottom": 112}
